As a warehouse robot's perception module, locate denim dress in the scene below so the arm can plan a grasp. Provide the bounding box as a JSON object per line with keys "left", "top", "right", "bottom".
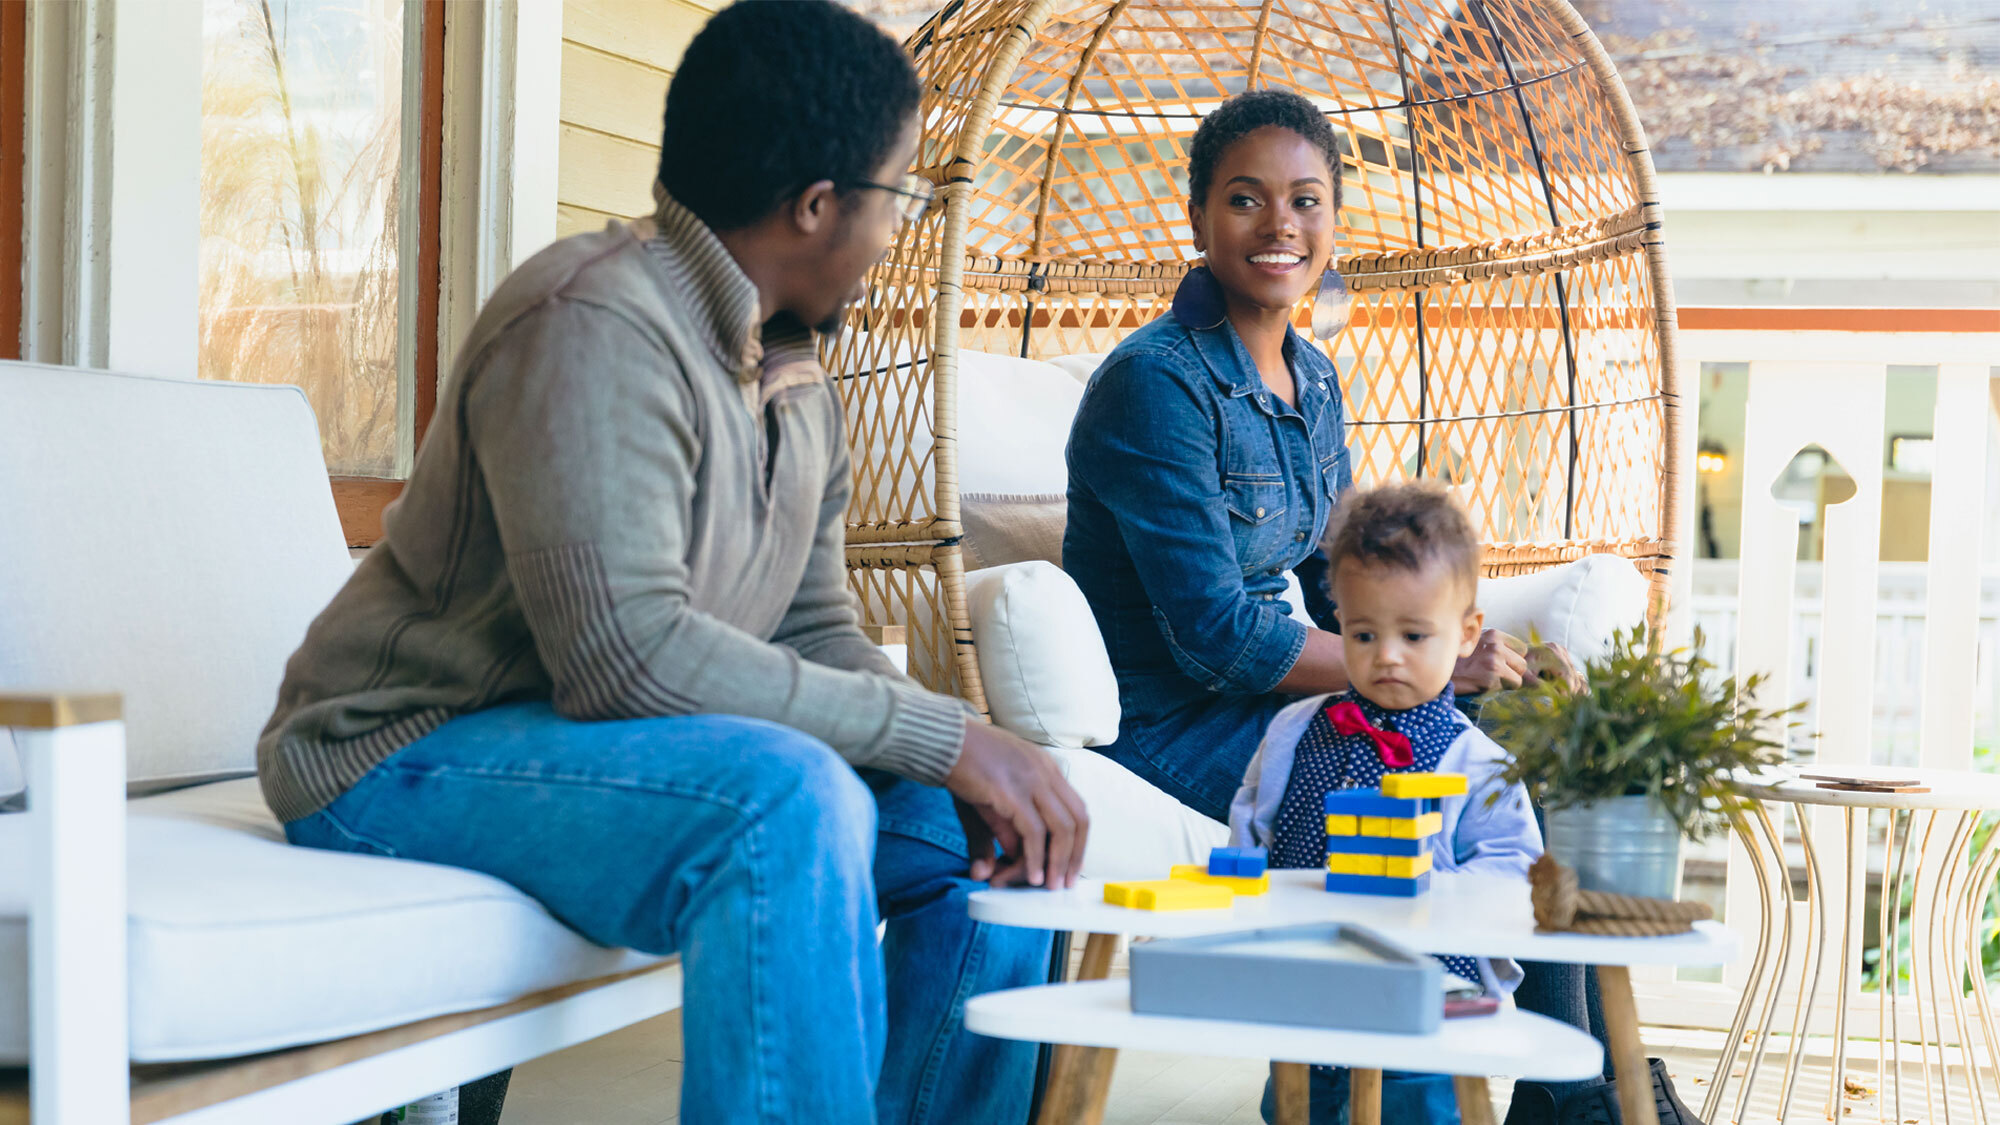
{"left": 1063, "top": 304, "right": 1353, "bottom": 821}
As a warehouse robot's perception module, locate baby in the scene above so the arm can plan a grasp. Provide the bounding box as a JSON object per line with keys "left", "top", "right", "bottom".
{"left": 1228, "top": 481, "right": 1542, "bottom": 1124}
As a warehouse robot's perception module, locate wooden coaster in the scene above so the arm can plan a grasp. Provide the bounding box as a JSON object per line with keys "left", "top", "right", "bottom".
{"left": 1814, "top": 781, "right": 1931, "bottom": 794}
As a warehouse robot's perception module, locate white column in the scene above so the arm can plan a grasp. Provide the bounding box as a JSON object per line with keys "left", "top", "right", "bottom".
{"left": 438, "top": 0, "right": 563, "bottom": 389}
{"left": 1919, "top": 365, "right": 1992, "bottom": 771}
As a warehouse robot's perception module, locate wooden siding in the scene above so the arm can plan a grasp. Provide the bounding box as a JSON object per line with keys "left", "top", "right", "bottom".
{"left": 557, "top": 0, "right": 719, "bottom": 238}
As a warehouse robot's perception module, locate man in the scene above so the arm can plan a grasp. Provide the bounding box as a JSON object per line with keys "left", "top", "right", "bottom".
{"left": 257, "top": 4, "right": 1088, "bottom": 1122}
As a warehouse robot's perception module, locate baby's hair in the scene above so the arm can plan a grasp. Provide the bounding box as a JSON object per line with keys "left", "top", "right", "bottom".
{"left": 1322, "top": 481, "right": 1480, "bottom": 597}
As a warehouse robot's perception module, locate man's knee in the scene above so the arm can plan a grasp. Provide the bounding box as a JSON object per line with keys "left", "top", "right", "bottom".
{"left": 721, "top": 718, "right": 877, "bottom": 857}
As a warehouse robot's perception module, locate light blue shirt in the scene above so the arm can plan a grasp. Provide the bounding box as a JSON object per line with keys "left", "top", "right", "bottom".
{"left": 1226, "top": 692, "right": 1545, "bottom": 992}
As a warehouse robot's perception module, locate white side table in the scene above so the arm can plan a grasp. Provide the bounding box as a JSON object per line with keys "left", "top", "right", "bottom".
{"left": 968, "top": 979, "right": 1602, "bottom": 1125}
{"left": 1719, "top": 767, "right": 2000, "bottom": 1125}
{"left": 971, "top": 869, "right": 1738, "bottom": 1125}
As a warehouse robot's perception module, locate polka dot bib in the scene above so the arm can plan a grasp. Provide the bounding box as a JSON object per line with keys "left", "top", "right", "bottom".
{"left": 1270, "top": 687, "right": 1481, "bottom": 983}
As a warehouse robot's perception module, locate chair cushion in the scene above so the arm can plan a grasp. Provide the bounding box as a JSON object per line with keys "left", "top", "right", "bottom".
{"left": 1476, "top": 554, "right": 1651, "bottom": 666}
{"left": 956, "top": 351, "right": 1082, "bottom": 496}
{"left": 0, "top": 364, "right": 355, "bottom": 796}
{"left": 1046, "top": 353, "right": 1106, "bottom": 384}
{"left": 967, "top": 562, "right": 1120, "bottom": 749}
{"left": 1045, "top": 745, "right": 1229, "bottom": 881}
{"left": 0, "top": 780, "right": 661, "bottom": 1063}
{"left": 961, "top": 492, "right": 1067, "bottom": 571}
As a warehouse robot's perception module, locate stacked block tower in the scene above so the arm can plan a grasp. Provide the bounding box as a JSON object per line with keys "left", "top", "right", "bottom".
{"left": 1323, "top": 773, "right": 1466, "bottom": 897}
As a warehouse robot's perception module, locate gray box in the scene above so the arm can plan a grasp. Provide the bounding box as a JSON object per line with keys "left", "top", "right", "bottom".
{"left": 1128, "top": 922, "right": 1442, "bottom": 1034}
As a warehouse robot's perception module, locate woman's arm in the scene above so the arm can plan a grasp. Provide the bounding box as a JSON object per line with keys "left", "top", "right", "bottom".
{"left": 1068, "top": 355, "right": 1307, "bottom": 695}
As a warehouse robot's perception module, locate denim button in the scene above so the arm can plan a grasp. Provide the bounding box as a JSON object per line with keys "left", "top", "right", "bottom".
{"left": 1255, "top": 506, "right": 1266, "bottom": 518}
{"left": 1268, "top": 567, "right": 1281, "bottom": 576}
{"left": 1294, "top": 531, "right": 1306, "bottom": 542}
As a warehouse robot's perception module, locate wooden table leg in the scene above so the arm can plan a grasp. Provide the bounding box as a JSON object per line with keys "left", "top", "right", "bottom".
{"left": 1452, "top": 1075, "right": 1497, "bottom": 1125}
{"left": 1271, "top": 1061, "right": 1310, "bottom": 1125}
{"left": 1596, "top": 965, "right": 1659, "bottom": 1125}
{"left": 1349, "top": 1067, "right": 1382, "bottom": 1125}
{"left": 1036, "top": 933, "right": 1120, "bottom": 1125}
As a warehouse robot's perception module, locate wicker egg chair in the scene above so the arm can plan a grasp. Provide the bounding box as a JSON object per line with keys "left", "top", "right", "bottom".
{"left": 831, "top": 0, "right": 1684, "bottom": 713}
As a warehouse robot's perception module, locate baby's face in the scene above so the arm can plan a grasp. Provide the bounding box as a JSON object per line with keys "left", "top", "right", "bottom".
{"left": 1332, "top": 559, "right": 1482, "bottom": 711}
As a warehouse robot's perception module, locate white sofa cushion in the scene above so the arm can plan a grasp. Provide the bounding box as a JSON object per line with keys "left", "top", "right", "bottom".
{"left": 0, "top": 779, "right": 663, "bottom": 1063}
{"left": 1476, "top": 554, "right": 1651, "bottom": 666}
{"left": 967, "top": 562, "right": 1118, "bottom": 748}
{"left": 0, "top": 364, "right": 355, "bottom": 794}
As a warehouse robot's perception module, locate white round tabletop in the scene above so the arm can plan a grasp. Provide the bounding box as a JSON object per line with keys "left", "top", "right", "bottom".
{"left": 970, "top": 870, "right": 1737, "bottom": 967}
{"left": 966, "top": 979, "right": 1604, "bottom": 1081}
{"left": 1737, "top": 764, "right": 2000, "bottom": 812}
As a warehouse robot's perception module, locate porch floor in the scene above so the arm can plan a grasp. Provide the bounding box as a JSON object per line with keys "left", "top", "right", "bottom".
{"left": 499, "top": 1005, "right": 1989, "bottom": 1124}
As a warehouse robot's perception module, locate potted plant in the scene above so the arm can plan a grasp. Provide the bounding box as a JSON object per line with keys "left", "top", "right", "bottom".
{"left": 1482, "top": 624, "right": 1799, "bottom": 899}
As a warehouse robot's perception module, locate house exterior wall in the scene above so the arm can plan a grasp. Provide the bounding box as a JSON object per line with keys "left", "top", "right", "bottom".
{"left": 557, "top": 0, "right": 721, "bottom": 240}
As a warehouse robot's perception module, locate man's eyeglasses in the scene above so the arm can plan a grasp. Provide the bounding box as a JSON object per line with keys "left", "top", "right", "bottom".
{"left": 851, "top": 173, "right": 935, "bottom": 225}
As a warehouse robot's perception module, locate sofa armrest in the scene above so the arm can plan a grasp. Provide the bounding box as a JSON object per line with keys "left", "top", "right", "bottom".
{"left": 4, "top": 692, "right": 131, "bottom": 1121}
{"left": 0, "top": 692, "right": 123, "bottom": 731}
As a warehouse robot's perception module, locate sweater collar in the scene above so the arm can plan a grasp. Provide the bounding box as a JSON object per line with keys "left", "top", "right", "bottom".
{"left": 645, "top": 191, "right": 765, "bottom": 381}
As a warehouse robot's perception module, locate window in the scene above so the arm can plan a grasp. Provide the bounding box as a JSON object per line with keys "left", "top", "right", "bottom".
{"left": 0, "top": 0, "right": 24, "bottom": 360}
{"left": 199, "top": 0, "right": 443, "bottom": 542}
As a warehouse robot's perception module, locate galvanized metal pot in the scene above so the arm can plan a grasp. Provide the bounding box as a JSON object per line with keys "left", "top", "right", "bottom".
{"left": 1542, "top": 795, "right": 1684, "bottom": 899}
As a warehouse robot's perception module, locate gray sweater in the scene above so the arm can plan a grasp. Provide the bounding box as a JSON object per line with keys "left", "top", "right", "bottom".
{"left": 257, "top": 196, "right": 966, "bottom": 824}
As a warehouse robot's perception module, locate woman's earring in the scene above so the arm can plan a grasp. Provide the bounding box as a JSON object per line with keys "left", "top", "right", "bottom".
{"left": 1310, "top": 266, "right": 1351, "bottom": 341}
{"left": 1171, "top": 263, "right": 1228, "bottom": 331}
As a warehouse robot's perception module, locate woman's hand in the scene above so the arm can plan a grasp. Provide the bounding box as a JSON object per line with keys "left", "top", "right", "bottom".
{"left": 1451, "top": 628, "right": 1527, "bottom": 696}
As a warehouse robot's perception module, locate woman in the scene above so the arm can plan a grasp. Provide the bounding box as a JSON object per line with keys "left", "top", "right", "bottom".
{"left": 1063, "top": 91, "right": 1697, "bottom": 1125}
{"left": 1063, "top": 90, "right": 1524, "bottom": 823}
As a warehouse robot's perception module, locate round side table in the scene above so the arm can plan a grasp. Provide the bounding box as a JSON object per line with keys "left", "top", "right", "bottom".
{"left": 1719, "top": 766, "right": 2000, "bottom": 1125}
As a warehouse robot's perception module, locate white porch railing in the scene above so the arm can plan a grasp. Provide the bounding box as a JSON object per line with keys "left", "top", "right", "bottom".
{"left": 1686, "top": 560, "right": 2000, "bottom": 763}
{"left": 1642, "top": 328, "right": 2000, "bottom": 1044}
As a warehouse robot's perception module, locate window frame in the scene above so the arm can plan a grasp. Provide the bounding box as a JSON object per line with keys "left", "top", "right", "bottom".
{"left": 0, "top": 0, "right": 23, "bottom": 360}
{"left": 329, "top": 0, "right": 447, "bottom": 547}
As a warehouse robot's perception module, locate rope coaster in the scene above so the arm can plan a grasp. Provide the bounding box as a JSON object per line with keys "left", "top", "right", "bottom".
{"left": 1530, "top": 854, "right": 1713, "bottom": 937}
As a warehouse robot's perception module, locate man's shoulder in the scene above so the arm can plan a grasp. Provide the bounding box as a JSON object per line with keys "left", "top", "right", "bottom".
{"left": 484, "top": 222, "right": 677, "bottom": 331}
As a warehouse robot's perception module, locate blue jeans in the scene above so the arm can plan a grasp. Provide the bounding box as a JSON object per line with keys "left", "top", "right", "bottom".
{"left": 284, "top": 703, "right": 1051, "bottom": 1125}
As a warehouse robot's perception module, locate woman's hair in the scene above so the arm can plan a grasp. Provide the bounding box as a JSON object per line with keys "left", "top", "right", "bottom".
{"left": 658, "top": 1, "right": 922, "bottom": 233}
{"left": 1322, "top": 481, "right": 1480, "bottom": 596}
{"left": 1186, "top": 89, "right": 1344, "bottom": 212}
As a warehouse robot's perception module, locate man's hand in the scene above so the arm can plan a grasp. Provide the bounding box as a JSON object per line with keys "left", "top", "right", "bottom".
{"left": 1525, "top": 640, "right": 1586, "bottom": 693}
{"left": 1451, "top": 628, "right": 1527, "bottom": 697}
{"left": 945, "top": 720, "right": 1090, "bottom": 889}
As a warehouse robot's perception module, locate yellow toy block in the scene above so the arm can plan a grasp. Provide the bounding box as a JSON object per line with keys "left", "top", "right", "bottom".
{"left": 1384, "top": 852, "right": 1433, "bottom": 878}
{"left": 1325, "top": 814, "right": 1359, "bottom": 836}
{"left": 1325, "top": 853, "right": 1386, "bottom": 876}
{"left": 1169, "top": 865, "right": 1271, "bottom": 895}
{"left": 1380, "top": 773, "right": 1469, "bottom": 800}
{"left": 1103, "top": 879, "right": 1232, "bottom": 911}
{"left": 1387, "top": 811, "right": 1444, "bottom": 839}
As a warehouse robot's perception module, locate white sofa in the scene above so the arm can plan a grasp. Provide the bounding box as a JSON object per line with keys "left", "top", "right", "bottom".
{"left": 946, "top": 350, "right": 1654, "bottom": 881}
{"left": 0, "top": 363, "right": 678, "bottom": 1123}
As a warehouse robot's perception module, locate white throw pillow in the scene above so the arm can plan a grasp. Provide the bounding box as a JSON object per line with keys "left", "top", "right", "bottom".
{"left": 1476, "top": 554, "right": 1650, "bottom": 666}
{"left": 955, "top": 351, "right": 1083, "bottom": 496}
{"left": 966, "top": 561, "right": 1119, "bottom": 748}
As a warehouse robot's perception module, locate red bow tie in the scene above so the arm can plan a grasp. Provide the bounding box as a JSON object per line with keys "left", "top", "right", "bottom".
{"left": 1326, "top": 701, "right": 1413, "bottom": 768}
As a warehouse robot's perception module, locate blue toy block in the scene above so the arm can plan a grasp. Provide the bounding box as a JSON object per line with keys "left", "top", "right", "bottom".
{"left": 1323, "top": 834, "right": 1426, "bottom": 858}
{"left": 1208, "top": 846, "right": 1268, "bottom": 878}
{"left": 1322, "top": 789, "right": 1427, "bottom": 818}
{"left": 1423, "top": 797, "right": 1442, "bottom": 815}
{"left": 1325, "top": 870, "right": 1432, "bottom": 898}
